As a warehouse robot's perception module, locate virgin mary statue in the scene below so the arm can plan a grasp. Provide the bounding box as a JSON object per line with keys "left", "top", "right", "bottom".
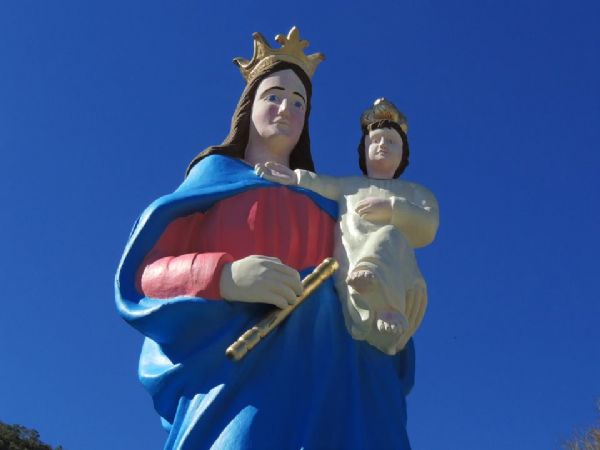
{"left": 116, "top": 27, "right": 416, "bottom": 449}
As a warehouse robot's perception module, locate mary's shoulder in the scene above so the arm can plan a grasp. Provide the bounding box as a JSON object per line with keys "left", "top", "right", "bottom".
{"left": 189, "top": 153, "right": 246, "bottom": 174}
{"left": 184, "top": 154, "right": 252, "bottom": 187}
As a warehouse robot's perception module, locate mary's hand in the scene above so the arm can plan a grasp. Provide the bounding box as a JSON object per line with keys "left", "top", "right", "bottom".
{"left": 255, "top": 162, "right": 298, "bottom": 185}
{"left": 355, "top": 197, "right": 393, "bottom": 223}
{"left": 219, "top": 255, "right": 302, "bottom": 309}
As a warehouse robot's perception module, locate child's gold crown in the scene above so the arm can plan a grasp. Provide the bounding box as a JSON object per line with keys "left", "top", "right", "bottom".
{"left": 360, "top": 98, "right": 408, "bottom": 133}
{"left": 233, "top": 26, "right": 325, "bottom": 82}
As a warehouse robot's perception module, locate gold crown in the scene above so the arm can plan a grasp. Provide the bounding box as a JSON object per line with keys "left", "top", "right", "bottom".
{"left": 360, "top": 98, "right": 408, "bottom": 133}
{"left": 233, "top": 26, "right": 325, "bottom": 82}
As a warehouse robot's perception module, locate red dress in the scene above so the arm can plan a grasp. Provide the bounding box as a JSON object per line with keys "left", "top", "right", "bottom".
{"left": 137, "top": 187, "right": 335, "bottom": 299}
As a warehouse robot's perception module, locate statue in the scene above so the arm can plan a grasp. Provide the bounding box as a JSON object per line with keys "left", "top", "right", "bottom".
{"left": 116, "top": 27, "right": 421, "bottom": 449}
{"left": 256, "top": 98, "right": 439, "bottom": 355}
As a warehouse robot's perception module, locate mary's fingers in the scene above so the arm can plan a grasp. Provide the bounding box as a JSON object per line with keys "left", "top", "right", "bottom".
{"left": 268, "top": 282, "right": 299, "bottom": 306}
{"left": 260, "top": 172, "right": 280, "bottom": 183}
{"left": 267, "top": 270, "right": 303, "bottom": 296}
{"left": 264, "top": 294, "right": 289, "bottom": 309}
{"left": 265, "top": 161, "right": 285, "bottom": 170}
{"left": 254, "top": 255, "right": 282, "bottom": 264}
{"left": 272, "top": 172, "right": 294, "bottom": 183}
{"left": 260, "top": 292, "right": 290, "bottom": 309}
{"left": 264, "top": 260, "right": 300, "bottom": 278}
{"left": 265, "top": 162, "right": 292, "bottom": 176}
{"left": 266, "top": 173, "right": 287, "bottom": 183}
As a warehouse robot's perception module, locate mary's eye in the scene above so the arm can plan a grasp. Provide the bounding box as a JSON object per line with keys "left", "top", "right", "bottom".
{"left": 293, "top": 100, "right": 304, "bottom": 109}
{"left": 266, "top": 94, "right": 280, "bottom": 103}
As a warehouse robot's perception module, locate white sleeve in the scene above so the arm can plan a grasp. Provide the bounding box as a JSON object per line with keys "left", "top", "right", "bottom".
{"left": 390, "top": 184, "right": 439, "bottom": 248}
{"left": 294, "top": 169, "right": 342, "bottom": 200}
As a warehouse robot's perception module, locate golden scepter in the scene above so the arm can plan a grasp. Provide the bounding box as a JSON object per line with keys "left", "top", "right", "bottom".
{"left": 226, "top": 257, "right": 339, "bottom": 361}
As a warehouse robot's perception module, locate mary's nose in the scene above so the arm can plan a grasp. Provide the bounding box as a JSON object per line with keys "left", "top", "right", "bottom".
{"left": 278, "top": 98, "right": 290, "bottom": 116}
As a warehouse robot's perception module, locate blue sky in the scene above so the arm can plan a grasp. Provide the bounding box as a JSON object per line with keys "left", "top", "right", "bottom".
{"left": 1, "top": 1, "right": 599, "bottom": 449}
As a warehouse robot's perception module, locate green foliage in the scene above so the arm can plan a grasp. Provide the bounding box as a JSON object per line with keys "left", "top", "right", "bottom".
{"left": 0, "top": 421, "right": 62, "bottom": 450}
{"left": 564, "top": 402, "right": 600, "bottom": 450}
{"left": 564, "top": 428, "right": 600, "bottom": 450}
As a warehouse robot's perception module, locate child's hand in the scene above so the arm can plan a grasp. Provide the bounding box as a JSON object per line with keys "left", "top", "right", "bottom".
{"left": 355, "top": 197, "right": 393, "bottom": 223}
{"left": 255, "top": 162, "right": 298, "bottom": 185}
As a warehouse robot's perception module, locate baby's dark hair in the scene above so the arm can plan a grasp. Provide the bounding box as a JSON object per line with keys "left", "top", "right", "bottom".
{"left": 357, "top": 119, "right": 410, "bottom": 178}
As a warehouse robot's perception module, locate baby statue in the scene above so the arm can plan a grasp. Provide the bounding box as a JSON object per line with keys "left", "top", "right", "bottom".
{"left": 256, "top": 98, "right": 439, "bottom": 355}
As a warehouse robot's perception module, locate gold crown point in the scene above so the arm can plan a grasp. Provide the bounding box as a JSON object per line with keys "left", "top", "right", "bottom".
{"left": 233, "top": 57, "right": 249, "bottom": 66}
{"left": 252, "top": 32, "right": 269, "bottom": 57}
{"left": 233, "top": 26, "right": 324, "bottom": 82}
{"left": 275, "top": 27, "right": 309, "bottom": 50}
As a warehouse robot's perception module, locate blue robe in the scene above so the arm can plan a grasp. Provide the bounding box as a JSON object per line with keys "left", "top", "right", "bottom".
{"left": 115, "top": 155, "right": 415, "bottom": 449}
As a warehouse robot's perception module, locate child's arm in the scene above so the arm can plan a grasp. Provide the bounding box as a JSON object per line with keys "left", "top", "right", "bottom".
{"left": 295, "top": 169, "right": 341, "bottom": 200}
{"left": 389, "top": 186, "right": 439, "bottom": 248}
{"left": 255, "top": 162, "right": 341, "bottom": 200}
{"left": 355, "top": 185, "right": 438, "bottom": 248}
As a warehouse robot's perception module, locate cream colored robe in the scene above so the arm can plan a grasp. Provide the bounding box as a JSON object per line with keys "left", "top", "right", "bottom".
{"left": 295, "top": 170, "right": 439, "bottom": 354}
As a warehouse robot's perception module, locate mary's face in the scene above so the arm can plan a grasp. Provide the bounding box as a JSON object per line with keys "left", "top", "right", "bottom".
{"left": 248, "top": 69, "right": 308, "bottom": 159}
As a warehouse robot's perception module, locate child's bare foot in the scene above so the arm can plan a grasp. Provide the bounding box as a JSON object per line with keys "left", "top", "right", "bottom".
{"left": 376, "top": 311, "right": 408, "bottom": 334}
{"left": 347, "top": 269, "right": 376, "bottom": 293}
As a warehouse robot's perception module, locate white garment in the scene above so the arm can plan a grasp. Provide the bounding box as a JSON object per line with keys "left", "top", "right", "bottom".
{"left": 296, "top": 171, "right": 439, "bottom": 354}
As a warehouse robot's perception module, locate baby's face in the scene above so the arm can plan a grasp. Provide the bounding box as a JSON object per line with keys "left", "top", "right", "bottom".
{"left": 365, "top": 127, "right": 403, "bottom": 179}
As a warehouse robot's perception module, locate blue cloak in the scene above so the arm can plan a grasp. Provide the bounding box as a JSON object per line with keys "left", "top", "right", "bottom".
{"left": 115, "top": 155, "right": 415, "bottom": 449}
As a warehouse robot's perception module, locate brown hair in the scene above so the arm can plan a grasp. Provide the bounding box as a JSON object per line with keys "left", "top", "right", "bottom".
{"left": 357, "top": 120, "right": 409, "bottom": 179}
{"left": 186, "top": 61, "right": 314, "bottom": 177}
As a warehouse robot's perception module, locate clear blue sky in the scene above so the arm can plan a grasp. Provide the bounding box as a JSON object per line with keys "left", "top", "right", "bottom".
{"left": 1, "top": 1, "right": 599, "bottom": 449}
